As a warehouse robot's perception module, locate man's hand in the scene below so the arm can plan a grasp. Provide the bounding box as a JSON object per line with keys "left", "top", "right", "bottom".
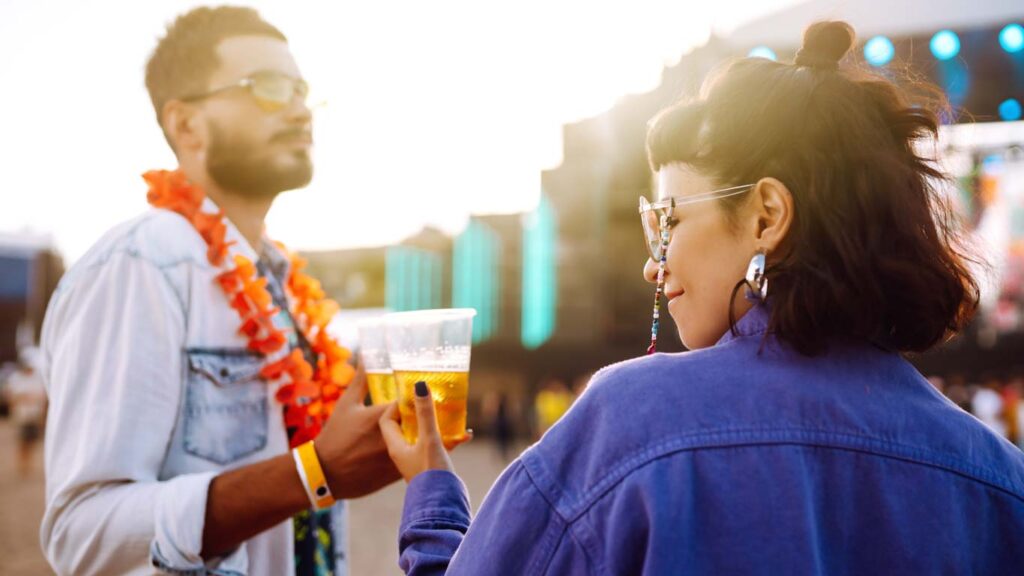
{"left": 314, "top": 366, "right": 402, "bottom": 498}
{"left": 203, "top": 367, "right": 401, "bottom": 558}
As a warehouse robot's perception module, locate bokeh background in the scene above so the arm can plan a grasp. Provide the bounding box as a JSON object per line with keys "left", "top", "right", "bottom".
{"left": 2, "top": 0, "right": 1023, "bottom": 573}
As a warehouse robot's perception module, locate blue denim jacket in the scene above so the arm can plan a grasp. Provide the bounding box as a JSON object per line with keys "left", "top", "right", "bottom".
{"left": 398, "top": 304, "right": 1024, "bottom": 574}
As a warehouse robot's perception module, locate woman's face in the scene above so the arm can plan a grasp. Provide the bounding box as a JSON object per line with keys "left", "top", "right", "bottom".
{"left": 643, "top": 164, "right": 758, "bottom": 350}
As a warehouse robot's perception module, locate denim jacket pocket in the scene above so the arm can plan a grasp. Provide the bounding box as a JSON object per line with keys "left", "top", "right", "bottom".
{"left": 183, "top": 347, "right": 269, "bottom": 465}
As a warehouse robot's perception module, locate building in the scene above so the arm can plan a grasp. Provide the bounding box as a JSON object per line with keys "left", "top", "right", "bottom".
{"left": 303, "top": 3, "right": 1024, "bottom": 423}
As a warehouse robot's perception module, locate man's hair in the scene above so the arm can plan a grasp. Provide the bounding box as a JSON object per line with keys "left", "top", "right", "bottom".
{"left": 145, "top": 6, "right": 287, "bottom": 129}
{"left": 647, "top": 21, "right": 979, "bottom": 356}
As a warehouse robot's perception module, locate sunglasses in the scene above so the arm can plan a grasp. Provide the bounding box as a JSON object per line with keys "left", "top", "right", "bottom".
{"left": 637, "top": 183, "right": 755, "bottom": 261}
{"left": 181, "top": 70, "right": 310, "bottom": 112}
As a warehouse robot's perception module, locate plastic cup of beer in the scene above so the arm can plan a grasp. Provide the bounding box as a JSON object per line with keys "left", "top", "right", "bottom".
{"left": 384, "top": 308, "right": 475, "bottom": 444}
{"left": 356, "top": 318, "right": 397, "bottom": 405}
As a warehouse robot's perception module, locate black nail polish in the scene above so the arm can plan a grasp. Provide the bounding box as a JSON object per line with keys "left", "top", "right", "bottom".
{"left": 415, "top": 380, "right": 428, "bottom": 397}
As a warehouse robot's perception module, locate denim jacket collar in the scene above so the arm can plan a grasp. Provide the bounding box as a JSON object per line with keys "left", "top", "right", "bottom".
{"left": 199, "top": 197, "right": 291, "bottom": 280}
{"left": 715, "top": 301, "right": 771, "bottom": 346}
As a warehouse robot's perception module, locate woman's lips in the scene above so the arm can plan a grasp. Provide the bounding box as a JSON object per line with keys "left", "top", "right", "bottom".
{"left": 665, "top": 288, "right": 684, "bottom": 301}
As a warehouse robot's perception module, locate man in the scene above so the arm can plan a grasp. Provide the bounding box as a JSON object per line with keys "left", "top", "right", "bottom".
{"left": 39, "top": 7, "right": 398, "bottom": 575}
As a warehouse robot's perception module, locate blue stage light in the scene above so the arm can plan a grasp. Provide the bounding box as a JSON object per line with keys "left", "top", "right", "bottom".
{"left": 999, "top": 98, "right": 1022, "bottom": 122}
{"left": 748, "top": 46, "right": 777, "bottom": 61}
{"left": 863, "top": 36, "right": 895, "bottom": 66}
{"left": 1000, "top": 24, "right": 1024, "bottom": 54}
{"left": 930, "top": 30, "right": 960, "bottom": 61}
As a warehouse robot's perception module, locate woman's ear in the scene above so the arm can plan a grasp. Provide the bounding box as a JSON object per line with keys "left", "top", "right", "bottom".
{"left": 752, "top": 177, "right": 794, "bottom": 254}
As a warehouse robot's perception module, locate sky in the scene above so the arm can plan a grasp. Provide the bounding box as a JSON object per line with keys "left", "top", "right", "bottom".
{"left": 0, "top": 0, "right": 802, "bottom": 263}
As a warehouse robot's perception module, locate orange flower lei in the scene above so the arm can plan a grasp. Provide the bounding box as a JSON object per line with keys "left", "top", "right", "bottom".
{"left": 144, "top": 169, "right": 354, "bottom": 447}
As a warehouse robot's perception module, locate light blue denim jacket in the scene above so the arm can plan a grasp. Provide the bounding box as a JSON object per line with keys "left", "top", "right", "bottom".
{"left": 40, "top": 201, "right": 348, "bottom": 576}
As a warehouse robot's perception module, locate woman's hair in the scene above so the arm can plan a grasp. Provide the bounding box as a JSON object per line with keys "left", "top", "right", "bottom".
{"left": 646, "top": 21, "right": 979, "bottom": 356}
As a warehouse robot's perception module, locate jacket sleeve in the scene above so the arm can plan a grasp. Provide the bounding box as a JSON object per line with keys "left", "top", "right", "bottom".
{"left": 39, "top": 251, "right": 238, "bottom": 575}
{"left": 398, "top": 464, "right": 593, "bottom": 575}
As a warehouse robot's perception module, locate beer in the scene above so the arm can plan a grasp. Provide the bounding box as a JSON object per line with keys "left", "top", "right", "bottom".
{"left": 394, "top": 370, "right": 469, "bottom": 444}
{"left": 366, "top": 370, "right": 397, "bottom": 405}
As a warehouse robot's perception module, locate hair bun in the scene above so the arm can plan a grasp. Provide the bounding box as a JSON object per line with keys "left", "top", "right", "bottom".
{"left": 795, "top": 21, "right": 855, "bottom": 70}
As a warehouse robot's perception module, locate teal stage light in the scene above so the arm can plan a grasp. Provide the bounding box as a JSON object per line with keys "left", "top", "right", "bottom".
{"left": 930, "top": 30, "right": 960, "bottom": 61}
{"left": 864, "top": 36, "right": 895, "bottom": 66}
{"left": 999, "top": 98, "right": 1022, "bottom": 122}
{"left": 747, "top": 46, "right": 777, "bottom": 61}
{"left": 1000, "top": 24, "right": 1024, "bottom": 54}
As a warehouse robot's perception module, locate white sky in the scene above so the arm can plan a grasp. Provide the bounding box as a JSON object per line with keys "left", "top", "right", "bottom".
{"left": 0, "top": 0, "right": 801, "bottom": 263}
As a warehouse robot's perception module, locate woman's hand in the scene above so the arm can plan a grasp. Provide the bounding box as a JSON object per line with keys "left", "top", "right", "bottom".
{"left": 379, "top": 380, "right": 473, "bottom": 482}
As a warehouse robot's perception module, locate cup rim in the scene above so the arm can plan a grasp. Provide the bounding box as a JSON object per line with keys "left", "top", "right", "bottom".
{"left": 355, "top": 315, "right": 389, "bottom": 329}
{"left": 383, "top": 308, "right": 477, "bottom": 324}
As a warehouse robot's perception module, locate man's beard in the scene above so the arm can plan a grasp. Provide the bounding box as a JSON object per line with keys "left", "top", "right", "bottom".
{"left": 205, "top": 123, "right": 313, "bottom": 198}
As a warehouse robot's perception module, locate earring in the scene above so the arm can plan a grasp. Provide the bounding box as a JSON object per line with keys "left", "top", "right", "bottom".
{"left": 745, "top": 251, "right": 768, "bottom": 301}
{"left": 646, "top": 217, "right": 672, "bottom": 355}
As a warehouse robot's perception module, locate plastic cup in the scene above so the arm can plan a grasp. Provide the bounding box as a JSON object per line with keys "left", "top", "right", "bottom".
{"left": 384, "top": 308, "right": 476, "bottom": 444}
{"left": 356, "top": 318, "right": 397, "bottom": 405}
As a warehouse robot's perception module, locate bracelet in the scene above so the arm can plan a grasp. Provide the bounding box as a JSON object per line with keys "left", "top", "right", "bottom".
{"left": 292, "top": 440, "right": 336, "bottom": 510}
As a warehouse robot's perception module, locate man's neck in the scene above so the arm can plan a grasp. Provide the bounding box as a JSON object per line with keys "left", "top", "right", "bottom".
{"left": 184, "top": 169, "right": 275, "bottom": 252}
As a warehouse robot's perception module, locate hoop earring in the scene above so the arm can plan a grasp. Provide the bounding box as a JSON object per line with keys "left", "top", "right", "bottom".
{"left": 745, "top": 251, "right": 768, "bottom": 301}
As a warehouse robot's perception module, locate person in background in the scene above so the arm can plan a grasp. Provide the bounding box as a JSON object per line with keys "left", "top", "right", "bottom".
{"left": 972, "top": 374, "right": 1007, "bottom": 437}
{"left": 5, "top": 348, "right": 47, "bottom": 477}
{"left": 1002, "top": 375, "right": 1022, "bottom": 446}
{"left": 943, "top": 372, "right": 973, "bottom": 413}
{"left": 482, "top": 390, "right": 516, "bottom": 463}
{"left": 533, "top": 377, "right": 574, "bottom": 439}
{"left": 378, "top": 21, "right": 1024, "bottom": 574}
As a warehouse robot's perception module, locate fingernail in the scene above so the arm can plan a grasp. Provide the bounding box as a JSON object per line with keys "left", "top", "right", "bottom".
{"left": 415, "top": 380, "right": 428, "bottom": 398}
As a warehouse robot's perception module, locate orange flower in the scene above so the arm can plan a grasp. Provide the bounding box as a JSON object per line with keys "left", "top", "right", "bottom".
{"left": 242, "top": 277, "right": 274, "bottom": 311}
{"left": 249, "top": 331, "right": 288, "bottom": 355}
{"left": 275, "top": 383, "right": 298, "bottom": 404}
{"left": 193, "top": 211, "right": 233, "bottom": 266}
{"left": 145, "top": 168, "right": 355, "bottom": 449}
{"left": 216, "top": 269, "right": 245, "bottom": 294}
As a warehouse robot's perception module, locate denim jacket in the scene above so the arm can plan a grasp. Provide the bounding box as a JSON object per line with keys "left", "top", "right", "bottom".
{"left": 398, "top": 304, "right": 1024, "bottom": 574}
{"left": 40, "top": 200, "right": 348, "bottom": 576}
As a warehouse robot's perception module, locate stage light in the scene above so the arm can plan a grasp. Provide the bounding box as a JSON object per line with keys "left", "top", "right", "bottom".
{"left": 999, "top": 98, "right": 1022, "bottom": 121}
{"left": 748, "top": 46, "right": 777, "bottom": 61}
{"left": 864, "top": 36, "right": 895, "bottom": 66}
{"left": 522, "top": 196, "right": 557, "bottom": 349}
{"left": 1000, "top": 24, "right": 1024, "bottom": 54}
{"left": 930, "top": 30, "right": 960, "bottom": 61}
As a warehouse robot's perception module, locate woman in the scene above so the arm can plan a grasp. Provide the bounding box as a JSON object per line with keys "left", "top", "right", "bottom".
{"left": 379, "top": 22, "right": 1024, "bottom": 574}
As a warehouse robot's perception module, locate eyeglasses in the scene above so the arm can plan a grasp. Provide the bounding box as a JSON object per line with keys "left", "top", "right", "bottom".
{"left": 181, "top": 70, "right": 310, "bottom": 112}
{"left": 637, "top": 183, "right": 755, "bottom": 260}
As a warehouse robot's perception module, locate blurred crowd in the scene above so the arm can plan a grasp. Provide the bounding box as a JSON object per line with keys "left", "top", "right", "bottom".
{"left": 929, "top": 372, "right": 1024, "bottom": 449}
{"left": 475, "top": 370, "right": 1024, "bottom": 458}
{"left": 0, "top": 346, "right": 48, "bottom": 477}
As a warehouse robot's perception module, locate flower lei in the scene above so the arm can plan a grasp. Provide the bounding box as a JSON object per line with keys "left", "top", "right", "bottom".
{"left": 144, "top": 169, "right": 353, "bottom": 447}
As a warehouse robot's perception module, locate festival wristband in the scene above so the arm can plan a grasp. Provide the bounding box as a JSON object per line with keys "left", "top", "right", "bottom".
{"left": 292, "top": 440, "right": 336, "bottom": 510}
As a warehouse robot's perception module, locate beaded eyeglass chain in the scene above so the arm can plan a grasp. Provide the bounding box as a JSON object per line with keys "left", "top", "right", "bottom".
{"left": 646, "top": 213, "right": 673, "bottom": 355}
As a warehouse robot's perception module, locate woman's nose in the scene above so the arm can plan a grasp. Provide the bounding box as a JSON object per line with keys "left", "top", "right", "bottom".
{"left": 643, "top": 257, "right": 660, "bottom": 284}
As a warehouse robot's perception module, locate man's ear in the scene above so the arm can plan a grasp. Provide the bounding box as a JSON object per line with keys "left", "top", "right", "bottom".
{"left": 751, "top": 177, "right": 794, "bottom": 254}
{"left": 161, "top": 100, "right": 206, "bottom": 153}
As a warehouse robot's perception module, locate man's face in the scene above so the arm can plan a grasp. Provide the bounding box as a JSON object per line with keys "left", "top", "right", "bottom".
{"left": 197, "top": 35, "right": 313, "bottom": 197}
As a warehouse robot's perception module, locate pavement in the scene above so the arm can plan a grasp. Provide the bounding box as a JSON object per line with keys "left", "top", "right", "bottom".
{"left": 0, "top": 420, "right": 523, "bottom": 575}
